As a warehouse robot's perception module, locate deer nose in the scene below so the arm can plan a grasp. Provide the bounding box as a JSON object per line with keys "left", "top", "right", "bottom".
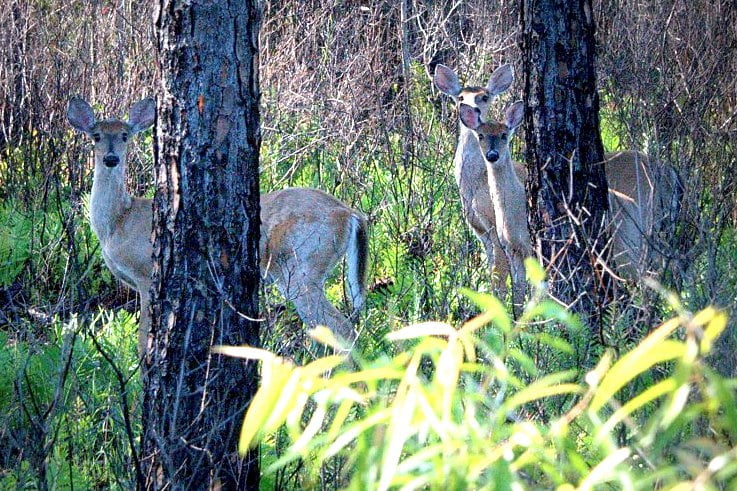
{"left": 485, "top": 149, "right": 499, "bottom": 162}
{"left": 103, "top": 155, "right": 120, "bottom": 167}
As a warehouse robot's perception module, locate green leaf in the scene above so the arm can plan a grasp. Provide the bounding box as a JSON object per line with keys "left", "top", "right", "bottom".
{"left": 460, "top": 288, "right": 511, "bottom": 333}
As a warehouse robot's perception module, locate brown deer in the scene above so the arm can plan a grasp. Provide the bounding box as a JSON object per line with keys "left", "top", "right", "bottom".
{"left": 67, "top": 97, "right": 368, "bottom": 354}
{"left": 433, "top": 63, "right": 519, "bottom": 296}
{"left": 459, "top": 101, "right": 681, "bottom": 306}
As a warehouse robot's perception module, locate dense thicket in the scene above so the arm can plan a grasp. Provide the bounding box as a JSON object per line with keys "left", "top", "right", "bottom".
{"left": 1, "top": 0, "right": 736, "bottom": 487}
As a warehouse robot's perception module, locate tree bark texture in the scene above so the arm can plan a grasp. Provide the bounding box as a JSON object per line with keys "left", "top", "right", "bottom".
{"left": 141, "top": 0, "right": 261, "bottom": 489}
{"left": 520, "top": 0, "right": 612, "bottom": 326}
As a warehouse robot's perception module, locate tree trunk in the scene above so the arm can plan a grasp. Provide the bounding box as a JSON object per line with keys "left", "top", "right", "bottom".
{"left": 520, "top": 0, "right": 612, "bottom": 328}
{"left": 141, "top": 0, "right": 261, "bottom": 488}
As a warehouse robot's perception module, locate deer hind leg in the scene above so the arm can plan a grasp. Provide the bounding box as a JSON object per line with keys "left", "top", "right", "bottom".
{"left": 286, "top": 282, "right": 357, "bottom": 346}
{"left": 273, "top": 263, "right": 357, "bottom": 346}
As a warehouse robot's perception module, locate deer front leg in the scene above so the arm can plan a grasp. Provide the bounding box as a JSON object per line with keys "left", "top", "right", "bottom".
{"left": 472, "top": 223, "right": 510, "bottom": 300}
{"left": 138, "top": 289, "right": 151, "bottom": 358}
{"left": 508, "top": 253, "right": 527, "bottom": 319}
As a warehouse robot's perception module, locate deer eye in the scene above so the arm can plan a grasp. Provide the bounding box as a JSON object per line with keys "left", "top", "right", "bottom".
{"left": 458, "top": 95, "right": 464, "bottom": 102}
{"left": 121, "top": 133, "right": 128, "bottom": 142}
{"left": 501, "top": 133, "right": 508, "bottom": 141}
{"left": 92, "top": 133, "right": 101, "bottom": 142}
{"left": 481, "top": 95, "right": 489, "bottom": 103}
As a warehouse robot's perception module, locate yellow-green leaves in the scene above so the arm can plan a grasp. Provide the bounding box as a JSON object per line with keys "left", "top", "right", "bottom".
{"left": 215, "top": 302, "right": 731, "bottom": 490}
{"left": 590, "top": 317, "right": 682, "bottom": 413}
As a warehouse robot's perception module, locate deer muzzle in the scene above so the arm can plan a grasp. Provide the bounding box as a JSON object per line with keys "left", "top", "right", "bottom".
{"left": 485, "top": 149, "right": 500, "bottom": 162}
{"left": 103, "top": 154, "right": 120, "bottom": 167}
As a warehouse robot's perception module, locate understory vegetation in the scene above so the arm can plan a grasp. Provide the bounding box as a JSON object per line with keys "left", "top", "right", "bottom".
{"left": 1, "top": 0, "right": 736, "bottom": 488}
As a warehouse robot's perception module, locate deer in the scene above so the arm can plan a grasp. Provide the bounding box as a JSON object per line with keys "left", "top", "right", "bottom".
{"left": 437, "top": 64, "right": 681, "bottom": 303}
{"left": 458, "top": 101, "right": 529, "bottom": 311}
{"left": 458, "top": 101, "right": 681, "bottom": 308}
{"left": 433, "top": 63, "right": 519, "bottom": 297}
{"left": 67, "top": 96, "right": 368, "bottom": 355}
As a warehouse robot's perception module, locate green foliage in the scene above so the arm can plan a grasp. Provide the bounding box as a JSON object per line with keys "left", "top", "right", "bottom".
{"left": 0, "top": 311, "right": 140, "bottom": 489}
{"left": 0, "top": 193, "right": 109, "bottom": 297}
{"left": 221, "top": 267, "right": 735, "bottom": 490}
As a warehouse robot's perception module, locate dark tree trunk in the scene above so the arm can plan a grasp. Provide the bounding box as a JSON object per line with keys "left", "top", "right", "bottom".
{"left": 141, "top": 0, "right": 261, "bottom": 489}
{"left": 520, "top": 0, "right": 612, "bottom": 328}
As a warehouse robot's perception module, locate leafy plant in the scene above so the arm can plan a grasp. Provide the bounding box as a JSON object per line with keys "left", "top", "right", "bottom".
{"left": 218, "top": 262, "right": 735, "bottom": 490}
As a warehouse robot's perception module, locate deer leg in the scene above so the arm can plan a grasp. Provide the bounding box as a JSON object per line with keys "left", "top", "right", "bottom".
{"left": 138, "top": 289, "right": 151, "bottom": 358}
{"left": 490, "top": 233, "right": 511, "bottom": 299}
{"left": 277, "top": 274, "right": 357, "bottom": 347}
{"left": 508, "top": 254, "right": 527, "bottom": 319}
{"left": 291, "top": 287, "right": 357, "bottom": 346}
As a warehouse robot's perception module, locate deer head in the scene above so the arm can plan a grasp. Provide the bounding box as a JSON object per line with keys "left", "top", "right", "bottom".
{"left": 458, "top": 101, "right": 524, "bottom": 165}
{"left": 434, "top": 63, "right": 514, "bottom": 118}
{"left": 67, "top": 97, "right": 155, "bottom": 169}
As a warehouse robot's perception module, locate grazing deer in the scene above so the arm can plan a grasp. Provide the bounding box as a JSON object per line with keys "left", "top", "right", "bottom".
{"left": 459, "top": 101, "right": 681, "bottom": 305}
{"left": 433, "top": 63, "right": 520, "bottom": 296}
{"left": 67, "top": 97, "right": 368, "bottom": 354}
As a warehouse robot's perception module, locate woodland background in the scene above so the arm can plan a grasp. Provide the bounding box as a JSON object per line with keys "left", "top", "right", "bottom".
{"left": 1, "top": 0, "right": 736, "bottom": 488}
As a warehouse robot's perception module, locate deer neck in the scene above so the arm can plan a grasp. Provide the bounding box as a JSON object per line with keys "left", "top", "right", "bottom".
{"left": 486, "top": 151, "right": 524, "bottom": 202}
{"left": 90, "top": 162, "right": 133, "bottom": 244}
{"left": 454, "top": 124, "right": 486, "bottom": 186}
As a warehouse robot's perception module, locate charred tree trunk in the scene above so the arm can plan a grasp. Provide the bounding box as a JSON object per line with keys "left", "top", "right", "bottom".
{"left": 141, "top": 0, "right": 261, "bottom": 488}
{"left": 520, "top": 0, "right": 612, "bottom": 328}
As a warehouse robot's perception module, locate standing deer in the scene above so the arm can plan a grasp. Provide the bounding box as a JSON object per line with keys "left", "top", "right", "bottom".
{"left": 433, "top": 63, "right": 519, "bottom": 296}
{"left": 67, "top": 97, "right": 368, "bottom": 354}
{"left": 459, "top": 101, "right": 680, "bottom": 306}
{"left": 458, "top": 102, "right": 529, "bottom": 310}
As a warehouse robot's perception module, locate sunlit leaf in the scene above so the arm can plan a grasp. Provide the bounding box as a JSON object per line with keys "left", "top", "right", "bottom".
{"left": 534, "top": 332, "right": 574, "bottom": 354}
{"left": 212, "top": 344, "right": 276, "bottom": 362}
{"left": 460, "top": 288, "right": 511, "bottom": 333}
{"left": 525, "top": 257, "right": 546, "bottom": 285}
{"left": 590, "top": 317, "right": 683, "bottom": 412}
{"left": 238, "top": 358, "right": 294, "bottom": 453}
{"left": 387, "top": 322, "right": 456, "bottom": 340}
{"left": 508, "top": 348, "right": 538, "bottom": 376}
{"left": 291, "top": 403, "right": 328, "bottom": 455}
{"left": 701, "top": 311, "right": 727, "bottom": 353}
{"left": 506, "top": 383, "right": 582, "bottom": 410}
{"left": 301, "top": 354, "right": 347, "bottom": 378}
{"left": 577, "top": 447, "right": 631, "bottom": 490}
{"left": 262, "top": 367, "right": 305, "bottom": 434}
{"left": 324, "top": 409, "right": 392, "bottom": 459}
{"left": 308, "top": 325, "right": 347, "bottom": 350}
{"left": 597, "top": 378, "right": 677, "bottom": 441}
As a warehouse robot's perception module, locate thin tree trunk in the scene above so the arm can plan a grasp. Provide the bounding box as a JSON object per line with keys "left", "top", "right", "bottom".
{"left": 520, "top": 0, "right": 612, "bottom": 329}
{"left": 141, "top": 0, "right": 261, "bottom": 488}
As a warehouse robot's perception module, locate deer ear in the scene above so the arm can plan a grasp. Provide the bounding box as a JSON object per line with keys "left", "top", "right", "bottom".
{"left": 128, "top": 98, "right": 156, "bottom": 134}
{"left": 458, "top": 103, "right": 482, "bottom": 130}
{"left": 433, "top": 64, "right": 461, "bottom": 97}
{"left": 67, "top": 97, "right": 96, "bottom": 134}
{"left": 486, "top": 64, "right": 514, "bottom": 96}
{"left": 504, "top": 101, "right": 525, "bottom": 131}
